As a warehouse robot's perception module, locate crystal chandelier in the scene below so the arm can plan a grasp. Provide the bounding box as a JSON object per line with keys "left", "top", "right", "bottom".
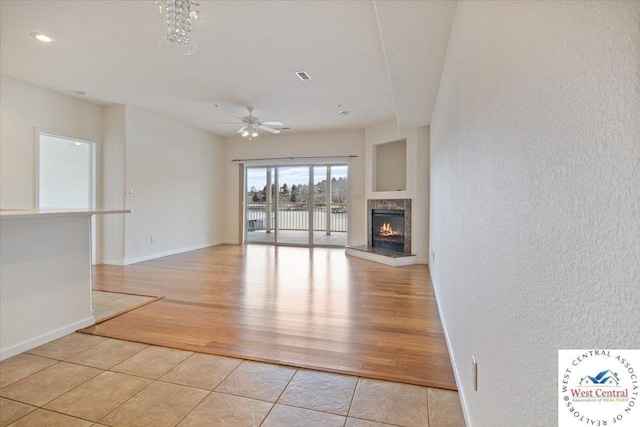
{"left": 155, "top": 0, "right": 202, "bottom": 55}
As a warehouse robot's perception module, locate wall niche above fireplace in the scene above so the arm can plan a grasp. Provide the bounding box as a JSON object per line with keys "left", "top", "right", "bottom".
{"left": 367, "top": 199, "right": 411, "bottom": 255}
{"left": 373, "top": 139, "right": 407, "bottom": 192}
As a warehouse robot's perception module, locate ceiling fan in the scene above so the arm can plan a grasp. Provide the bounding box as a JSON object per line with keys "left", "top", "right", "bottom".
{"left": 214, "top": 107, "right": 284, "bottom": 139}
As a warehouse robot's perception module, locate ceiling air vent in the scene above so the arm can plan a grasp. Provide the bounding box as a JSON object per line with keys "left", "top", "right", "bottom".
{"left": 295, "top": 71, "right": 311, "bottom": 81}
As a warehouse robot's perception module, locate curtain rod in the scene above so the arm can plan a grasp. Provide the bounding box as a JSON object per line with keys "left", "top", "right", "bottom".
{"left": 232, "top": 155, "right": 358, "bottom": 162}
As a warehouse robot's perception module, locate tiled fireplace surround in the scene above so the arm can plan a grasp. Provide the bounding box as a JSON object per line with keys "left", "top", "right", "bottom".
{"left": 346, "top": 198, "right": 416, "bottom": 266}
{"left": 367, "top": 199, "right": 412, "bottom": 255}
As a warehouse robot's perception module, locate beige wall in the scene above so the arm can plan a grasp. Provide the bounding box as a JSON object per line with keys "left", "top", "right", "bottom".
{"left": 0, "top": 78, "right": 226, "bottom": 265}
{"left": 364, "top": 119, "right": 430, "bottom": 263}
{"left": 0, "top": 76, "right": 103, "bottom": 208}
{"left": 374, "top": 139, "right": 407, "bottom": 192}
{"left": 223, "top": 131, "right": 366, "bottom": 246}
{"left": 430, "top": 1, "right": 640, "bottom": 425}
{"left": 101, "top": 105, "right": 126, "bottom": 263}
{"left": 122, "top": 106, "right": 225, "bottom": 264}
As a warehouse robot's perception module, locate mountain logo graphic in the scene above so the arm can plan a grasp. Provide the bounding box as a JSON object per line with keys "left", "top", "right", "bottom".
{"left": 578, "top": 370, "right": 620, "bottom": 386}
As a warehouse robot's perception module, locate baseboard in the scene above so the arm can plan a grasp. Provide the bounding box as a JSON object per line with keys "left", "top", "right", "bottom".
{"left": 431, "top": 275, "right": 473, "bottom": 427}
{"left": 102, "top": 259, "right": 125, "bottom": 266}
{"left": 416, "top": 256, "right": 429, "bottom": 264}
{"left": 123, "top": 242, "right": 222, "bottom": 265}
{"left": 0, "top": 316, "right": 95, "bottom": 361}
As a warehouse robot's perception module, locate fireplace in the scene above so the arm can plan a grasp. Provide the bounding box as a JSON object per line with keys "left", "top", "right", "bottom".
{"left": 371, "top": 209, "right": 405, "bottom": 252}
{"left": 366, "top": 199, "right": 412, "bottom": 255}
{"left": 346, "top": 198, "right": 414, "bottom": 265}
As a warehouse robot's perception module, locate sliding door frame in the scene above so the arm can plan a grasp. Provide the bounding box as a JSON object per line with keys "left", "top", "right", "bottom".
{"left": 242, "top": 159, "right": 350, "bottom": 248}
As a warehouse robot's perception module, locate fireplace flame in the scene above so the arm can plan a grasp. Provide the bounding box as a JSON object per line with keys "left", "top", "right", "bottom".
{"left": 378, "top": 222, "right": 400, "bottom": 237}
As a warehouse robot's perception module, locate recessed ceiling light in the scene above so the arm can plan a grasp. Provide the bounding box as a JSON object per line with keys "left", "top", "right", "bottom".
{"left": 74, "top": 91, "right": 87, "bottom": 96}
{"left": 295, "top": 71, "right": 311, "bottom": 81}
{"left": 339, "top": 110, "right": 349, "bottom": 116}
{"left": 31, "top": 32, "right": 55, "bottom": 43}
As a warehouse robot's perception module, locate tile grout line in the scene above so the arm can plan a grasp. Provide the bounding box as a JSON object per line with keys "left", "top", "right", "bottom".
{"left": 95, "top": 376, "right": 156, "bottom": 425}
{"left": 0, "top": 396, "right": 37, "bottom": 426}
{"left": 66, "top": 338, "right": 149, "bottom": 370}
{"left": 94, "top": 350, "right": 207, "bottom": 424}
{"left": 256, "top": 369, "right": 365, "bottom": 424}
{"left": 258, "top": 366, "right": 300, "bottom": 426}
{"left": 0, "top": 362, "right": 106, "bottom": 424}
{"left": 95, "top": 352, "right": 266, "bottom": 426}
{"left": 343, "top": 375, "right": 361, "bottom": 425}
{"left": 25, "top": 332, "right": 107, "bottom": 361}
{"left": 171, "top": 386, "right": 212, "bottom": 427}
{"left": 426, "top": 387, "right": 432, "bottom": 427}
{"left": 0, "top": 358, "right": 58, "bottom": 390}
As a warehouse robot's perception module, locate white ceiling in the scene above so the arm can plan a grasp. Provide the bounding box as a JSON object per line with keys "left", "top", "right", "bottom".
{"left": 0, "top": 0, "right": 457, "bottom": 137}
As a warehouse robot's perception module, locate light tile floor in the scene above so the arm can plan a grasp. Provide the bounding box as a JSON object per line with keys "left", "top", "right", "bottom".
{"left": 92, "top": 291, "right": 158, "bottom": 323}
{"left": 0, "top": 333, "right": 466, "bottom": 427}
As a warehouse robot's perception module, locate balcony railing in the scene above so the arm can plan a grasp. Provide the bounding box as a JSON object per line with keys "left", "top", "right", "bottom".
{"left": 247, "top": 202, "right": 347, "bottom": 232}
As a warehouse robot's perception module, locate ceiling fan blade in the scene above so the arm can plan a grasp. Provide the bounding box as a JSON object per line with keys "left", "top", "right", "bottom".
{"left": 234, "top": 116, "right": 249, "bottom": 123}
{"left": 260, "top": 121, "right": 284, "bottom": 127}
{"left": 259, "top": 125, "right": 280, "bottom": 134}
{"left": 237, "top": 126, "right": 247, "bottom": 133}
{"left": 211, "top": 122, "right": 243, "bottom": 125}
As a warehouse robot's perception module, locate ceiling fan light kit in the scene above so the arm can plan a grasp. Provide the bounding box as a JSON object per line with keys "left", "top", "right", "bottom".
{"left": 219, "top": 107, "right": 285, "bottom": 140}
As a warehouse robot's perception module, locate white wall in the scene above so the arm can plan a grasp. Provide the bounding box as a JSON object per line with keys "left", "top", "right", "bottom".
{"left": 1, "top": 215, "right": 95, "bottom": 360}
{"left": 375, "top": 139, "right": 407, "bottom": 192}
{"left": 365, "top": 120, "right": 430, "bottom": 262}
{"left": 416, "top": 126, "right": 429, "bottom": 264}
{"left": 0, "top": 78, "right": 225, "bottom": 265}
{"left": 123, "top": 106, "right": 225, "bottom": 264}
{"left": 0, "top": 76, "right": 103, "bottom": 208}
{"left": 430, "top": 2, "right": 640, "bottom": 426}
{"left": 101, "top": 105, "right": 126, "bottom": 263}
{"left": 223, "top": 131, "right": 366, "bottom": 246}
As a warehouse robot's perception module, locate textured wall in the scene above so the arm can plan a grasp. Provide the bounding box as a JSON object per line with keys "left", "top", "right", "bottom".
{"left": 0, "top": 215, "right": 94, "bottom": 359}
{"left": 124, "top": 106, "right": 226, "bottom": 264}
{"left": 430, "top": 1, "right": 640, "bottom": 426}
{"left": 0, "top": 77, "right": 103, "bottom": 209}
{"left": 101, "top": 105, "right": 126, "bottom": 264}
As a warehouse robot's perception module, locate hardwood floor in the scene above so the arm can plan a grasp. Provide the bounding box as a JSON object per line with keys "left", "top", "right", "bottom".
{"left": 83, "top": 245, "right": 456, "bottom": 390}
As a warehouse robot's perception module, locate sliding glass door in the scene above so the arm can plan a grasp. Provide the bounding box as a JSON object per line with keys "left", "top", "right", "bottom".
{"left": 277, "top": 166, "right": 310, "bottom": 245}
{"left": 244, "top": 164, "right": 348, "bottom": 247}
{"left": 312, "top": 165, "right": 348, "bottom": 246}
{"left": 246, "top": 167, "right": 275, "bottom": 244}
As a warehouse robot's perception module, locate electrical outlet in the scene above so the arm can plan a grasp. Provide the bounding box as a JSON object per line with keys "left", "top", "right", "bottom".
{"left": 431, "top": 250, "right": 436, "bottom": 263}
{"left": 150, "top": 236, "right": 155, "bottom": 244}
{"left": 472, "top": 356, "right": 478, "bottom": 391}
{"left": 126, "top": 189, "right": 135, "bottom": 197}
